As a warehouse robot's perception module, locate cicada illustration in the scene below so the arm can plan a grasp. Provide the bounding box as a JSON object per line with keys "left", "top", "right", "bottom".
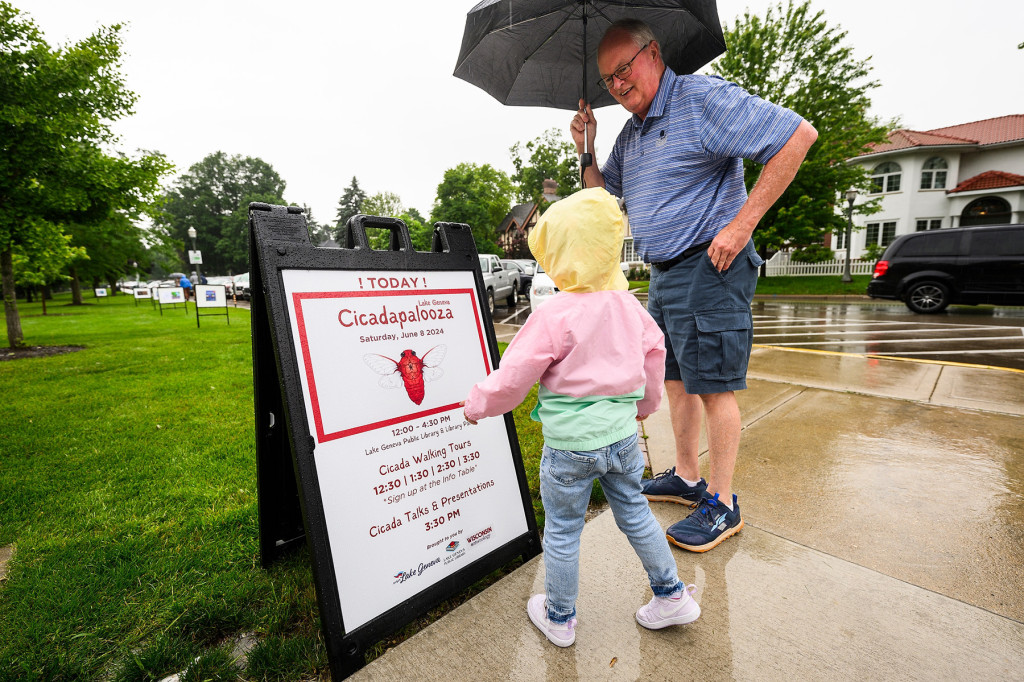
{"left": 363, "top": 345, "right": 447, "bottom": 405}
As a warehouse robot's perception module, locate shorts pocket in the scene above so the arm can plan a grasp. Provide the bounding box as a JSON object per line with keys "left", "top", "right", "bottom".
{"left": 545, "top": 447, "right": 597, "bottom": 486}
{"left": 694, "top": 309, "right": 753, "bottom": 381}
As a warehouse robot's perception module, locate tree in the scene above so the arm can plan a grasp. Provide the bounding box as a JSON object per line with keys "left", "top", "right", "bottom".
{"left": 302, "top": 205, "right": 333, "bottom": 246}
{"left": 156, "top": 152, "right": 286, "bottom": 275}
{"left": 0, "top": 4, "right": 170, "bottom": 346}
{"left": 430, "top": 163, "right": 514, "bottom": 255}
{"left": 711, "top": 0, "right": 890, "bottom": 257}
{"left": 360, "top": 192, "right": 406, "bottom": 250}
{"left": 509, "top": 128, "right": 581, "bottom": 204}
{"left": 334, "top": 176, "right": 367, "bottom": 240}
{"left": 12, "top": 221, "right": 85, "bottom": 315}
{"left": 401, "top": 211, "right": 434, "bottom": 252}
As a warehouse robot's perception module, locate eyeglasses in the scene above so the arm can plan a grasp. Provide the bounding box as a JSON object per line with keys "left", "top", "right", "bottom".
{"left": 597, "top": 42, "right": 652, "bottom": 91}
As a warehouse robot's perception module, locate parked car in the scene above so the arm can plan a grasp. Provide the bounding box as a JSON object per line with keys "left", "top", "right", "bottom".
{"left": 867, "top": 223, "right": 1024, "bottom": 313}
{"left": 206, "top": 275, "right": 234, "bottom": 295}
{"left": 512, "top": 259, "right": 537, "bottom": 276}
{"left": 234, "top": 272, "right": 251, "bottom": 300}
{"left": 529, "top": 263, "right": 559, "bottom": 308}
{"left": 478, "top": 255, "right": 517, "bottom": 312}
{"left": 500, "top": 259, "right": 532, "bottom": 293}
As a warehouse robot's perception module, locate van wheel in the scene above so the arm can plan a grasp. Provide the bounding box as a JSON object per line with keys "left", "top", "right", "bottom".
{"left": 506, "top": 284, "right": 518, "bottom": 307}
{"left": 487, "top": 289, "right": 494, "bottom": 315}
{"left": 905, "top": 281, "right": 950, "bottom": 314}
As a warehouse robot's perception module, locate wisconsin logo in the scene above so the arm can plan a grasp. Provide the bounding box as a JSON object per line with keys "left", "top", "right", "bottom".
{"left": 446, "top": 541, "right": 459, "bottom": 552}
{"left": 467, "top": 526, "right": 493, "bottom": 546}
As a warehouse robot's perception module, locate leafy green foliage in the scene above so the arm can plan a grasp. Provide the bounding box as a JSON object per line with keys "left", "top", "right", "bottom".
{"left": 711, "top": 0, "right": 890, "bottom": 252}
{"left": 156, "top": 152, "right": 286, "bottom": 276}
{"left": 430, "top": 163, "right": 513, "bottom": 255}
{"left": 790, "top": 244, "right": 836, "bottom": 263}
{"left": 361, "top": 192, "right": 405, "bottom": 250}
{"left": 0, "top": 4, "right": 170, "bottom": 346}
{"left": 509, "top": 128, "right": 580, "bottom": 204}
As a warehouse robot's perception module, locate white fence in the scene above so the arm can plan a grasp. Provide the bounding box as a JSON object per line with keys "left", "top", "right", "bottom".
{"left": 764, "top": 251, "right": 874, "bottom": 277}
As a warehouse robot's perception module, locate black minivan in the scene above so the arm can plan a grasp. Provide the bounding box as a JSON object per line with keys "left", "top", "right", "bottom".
{"left": 867, "top": 223, "right": 1024, "bottom": 313}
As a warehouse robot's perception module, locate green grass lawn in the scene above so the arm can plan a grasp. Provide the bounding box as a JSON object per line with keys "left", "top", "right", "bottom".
{"left": 754, "top": 273, "right": 872, "bottom": 296}
{"left": 0, "top": 292, "right": 553, "bottom": 681}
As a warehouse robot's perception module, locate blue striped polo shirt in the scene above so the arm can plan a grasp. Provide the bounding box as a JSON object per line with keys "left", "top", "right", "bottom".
{"left": 602, "top": 67, "right": 803, "bottom": 263}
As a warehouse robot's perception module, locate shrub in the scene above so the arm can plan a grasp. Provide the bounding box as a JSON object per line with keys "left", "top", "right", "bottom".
{"left": 790, "top": 244, "right": 835, "bottom": 263}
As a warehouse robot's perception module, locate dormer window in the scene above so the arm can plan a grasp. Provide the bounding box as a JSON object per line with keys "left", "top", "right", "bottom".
{"left": 870, "top": 162, "right": 901, "bottom": 194}
{"left": 920, "top": 157, "right": 947, "bottom": 190}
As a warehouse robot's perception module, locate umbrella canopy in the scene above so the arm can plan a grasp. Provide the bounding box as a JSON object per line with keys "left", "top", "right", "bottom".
{"left": 454, "top": 0, "right": 726, "bottom": 111}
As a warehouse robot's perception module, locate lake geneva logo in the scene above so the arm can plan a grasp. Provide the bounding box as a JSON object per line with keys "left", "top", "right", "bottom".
{"left": 392, "top": 557, "right": 442, "bottom": 585}
{"left": 446, "top": 541, "right": 459, "bottom": 552}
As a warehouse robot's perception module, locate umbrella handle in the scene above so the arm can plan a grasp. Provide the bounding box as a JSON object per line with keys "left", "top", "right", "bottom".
{"left": 581, "top": 120, "right": 598, "bottom": 166}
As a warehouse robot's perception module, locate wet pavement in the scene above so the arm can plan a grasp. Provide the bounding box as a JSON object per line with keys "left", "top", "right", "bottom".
{"left": 752, "top": 300, "right": 1024, "bottom": 371}
{"left": 354, "top": 345, "right": 1024, "bottom": 681}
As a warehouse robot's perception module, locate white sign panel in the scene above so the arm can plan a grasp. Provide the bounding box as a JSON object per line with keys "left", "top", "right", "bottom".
{"left": 133, "top": 287, "right": 152, "bottom": 299}
{"left": 281, "top": 269, "right": 529, "bottom": 630}
{"left": 188, "top": 250, "right": 203, "bottom": 265}
{"left": 94, "top": 287, "right": 108, "bottom": 297}
{"left": 195, "top": 284, "right": 226, "bottom": 308}
{"left": 158, "top": 287, "right": 186, "bottom": 304}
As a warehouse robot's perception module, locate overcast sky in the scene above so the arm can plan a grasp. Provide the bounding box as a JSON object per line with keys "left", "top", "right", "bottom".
{"left": 12, "top": 1, "right": 1024, "bottom": 228}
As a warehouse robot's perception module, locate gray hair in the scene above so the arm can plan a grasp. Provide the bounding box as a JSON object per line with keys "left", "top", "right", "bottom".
{"left": 604, "top": 18, "right": 658, "bottom": 50}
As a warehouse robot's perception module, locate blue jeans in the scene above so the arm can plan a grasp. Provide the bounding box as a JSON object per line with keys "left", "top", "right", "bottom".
{"left": 540, "top": 433, "right": 683, "bottom": 623}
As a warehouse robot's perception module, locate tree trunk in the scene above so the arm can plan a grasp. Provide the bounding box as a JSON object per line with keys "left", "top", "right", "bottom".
{"left": 25, "top": 286, "right": 34, "bottom": 303}
{"left": 40, "top": 285, "right": 47, "bottom": 315}
{"left": 42, "top": 284, "right": 52, "bottom": 300}
{"left": 70, "top": 266, "right": 82, "bottom": 305}
{"left": 2, "top": 247, "right": 24, "bottom": 348}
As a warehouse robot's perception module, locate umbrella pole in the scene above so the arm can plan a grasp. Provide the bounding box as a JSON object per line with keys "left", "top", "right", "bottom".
{"left": 580, "top": 4, "right": 593, "bottom": 171}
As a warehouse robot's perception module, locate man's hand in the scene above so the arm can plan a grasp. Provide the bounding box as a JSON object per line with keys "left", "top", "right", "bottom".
{"left": 707, "top": 220, "right": 756, "bottom": 272}
{"left": 570, "top": 99, "right": 597, "bottom": 153}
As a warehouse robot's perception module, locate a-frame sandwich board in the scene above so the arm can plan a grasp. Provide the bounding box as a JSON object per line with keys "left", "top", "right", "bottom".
{"left": 248, "top": 202, "right": 540, "bottom": 679}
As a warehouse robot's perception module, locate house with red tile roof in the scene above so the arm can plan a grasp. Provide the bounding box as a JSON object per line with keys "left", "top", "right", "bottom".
{"left": 843, "top": 114, "right": 1024, "bottom": 258}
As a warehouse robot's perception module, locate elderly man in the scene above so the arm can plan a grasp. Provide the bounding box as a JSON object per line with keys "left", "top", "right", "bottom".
{"left": 571, "top": 19, "right": 817, "bottom": 552}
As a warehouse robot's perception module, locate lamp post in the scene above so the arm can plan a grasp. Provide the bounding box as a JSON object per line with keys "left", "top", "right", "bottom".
{"left": 841, "top": 189, "right": 857, "bottom": 283}
{"left": 187, "top": 227, "right": 201, "bottom": 283}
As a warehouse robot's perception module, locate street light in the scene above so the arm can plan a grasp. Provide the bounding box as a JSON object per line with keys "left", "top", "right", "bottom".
{"left": 841, "top": 188, "right": 857, "bottom": 283}
{"left": 187, "top": 227, "right": 201, "bottom": 283}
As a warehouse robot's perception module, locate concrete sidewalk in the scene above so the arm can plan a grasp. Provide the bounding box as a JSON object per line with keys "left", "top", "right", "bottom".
{"left": 354, "top": 348, "right": 1024, "bottom": 681}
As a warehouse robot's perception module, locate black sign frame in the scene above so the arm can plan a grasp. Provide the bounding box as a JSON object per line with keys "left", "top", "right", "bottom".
{"left": 248, "top": 203, "right": 540, "bottom": 679}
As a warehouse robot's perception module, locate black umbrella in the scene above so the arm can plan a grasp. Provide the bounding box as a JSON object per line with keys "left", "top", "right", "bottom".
{"left": 454, "top": 0, "right": 726, "bottom": 164}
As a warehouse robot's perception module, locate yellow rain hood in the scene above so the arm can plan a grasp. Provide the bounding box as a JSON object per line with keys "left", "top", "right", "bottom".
{"left": 528, "top": 187, "right": 629, "bottom": 294}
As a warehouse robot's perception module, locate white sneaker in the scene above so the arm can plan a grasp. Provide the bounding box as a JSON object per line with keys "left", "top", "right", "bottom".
{"left": 636, "top": 584, "right": 701, "bottom": 629}
{"left": 527, "top": 594, "right": 577, "bottom": 647}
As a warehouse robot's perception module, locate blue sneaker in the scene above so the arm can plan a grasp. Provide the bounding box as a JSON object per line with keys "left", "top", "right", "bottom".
{"left": 666, "top": 493, "right": 743, "bottom": 552}
{"left": 641, "top": 467, "right": 708, "bottom": 508}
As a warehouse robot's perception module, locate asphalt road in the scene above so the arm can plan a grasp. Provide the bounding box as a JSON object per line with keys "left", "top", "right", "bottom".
{"left": 752, "top": 299, "right": 1024, "bottom": 371}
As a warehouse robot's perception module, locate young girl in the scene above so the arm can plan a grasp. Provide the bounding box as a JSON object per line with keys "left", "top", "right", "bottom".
{"left": 462, "top": 188, "right": 700, "bottom": 647}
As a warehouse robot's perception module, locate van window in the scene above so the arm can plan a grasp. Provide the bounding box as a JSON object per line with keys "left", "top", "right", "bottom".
{"left": 897, "top": 232, "right": 960, "bottom": 257}
{"left": 971, "top": 229, "right": 1024, "bottom": 256}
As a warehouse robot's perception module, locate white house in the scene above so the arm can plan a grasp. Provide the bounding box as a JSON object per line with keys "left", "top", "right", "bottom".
{"left": 841, "top": 114, "right": 1024, "bottom": 258}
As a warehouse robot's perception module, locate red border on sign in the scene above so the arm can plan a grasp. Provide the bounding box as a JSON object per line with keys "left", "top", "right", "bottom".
{"left": 291, "top": 288, "right": 490, "bottom": 444}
